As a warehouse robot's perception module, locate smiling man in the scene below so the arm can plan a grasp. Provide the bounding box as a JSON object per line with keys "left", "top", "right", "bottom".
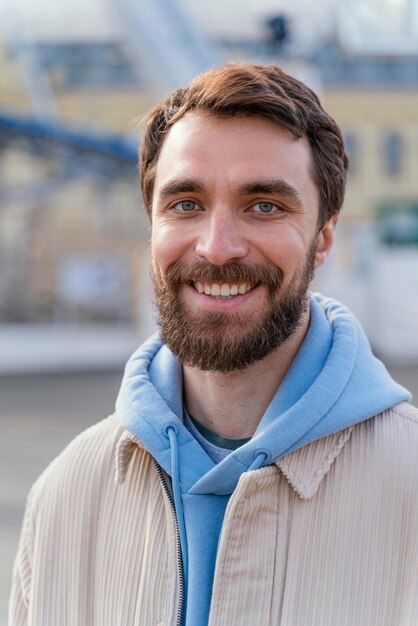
{"left": 10, "top": 64, "right": 418, "bottom": 626}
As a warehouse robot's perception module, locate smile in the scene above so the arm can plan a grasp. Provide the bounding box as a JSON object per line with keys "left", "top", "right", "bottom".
{"left": 192, "top": 281, "right": 256, "bottom": 298}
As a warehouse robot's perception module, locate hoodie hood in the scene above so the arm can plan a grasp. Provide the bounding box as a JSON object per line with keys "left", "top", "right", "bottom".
{"left": 116, "top": 293, "right": 410, "bottom": 497}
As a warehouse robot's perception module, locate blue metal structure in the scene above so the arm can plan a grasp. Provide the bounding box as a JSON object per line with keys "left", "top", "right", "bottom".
{"left": 0, "top": 112, "right": 138, "bottom": 164}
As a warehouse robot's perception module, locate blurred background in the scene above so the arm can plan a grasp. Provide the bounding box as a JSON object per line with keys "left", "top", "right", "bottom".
{"left": 1, "top": 0, "right": 418, "bottom": 620}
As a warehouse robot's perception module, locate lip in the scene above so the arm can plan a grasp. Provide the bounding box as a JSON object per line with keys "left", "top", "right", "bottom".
{"left": 183, "top": 282, "right": 263, "bottom": 313}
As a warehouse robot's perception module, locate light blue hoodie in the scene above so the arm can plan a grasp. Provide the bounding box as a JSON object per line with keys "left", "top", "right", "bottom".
{"left": 116, "top": 294, "right": 411, "bottom": 626}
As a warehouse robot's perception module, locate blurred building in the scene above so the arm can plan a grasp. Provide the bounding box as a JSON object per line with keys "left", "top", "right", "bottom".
{"left": 315, "top": 38, "right": 418, "bottom": 224}
{"left": 0, "top": 15, "right": 153, "bottom": 332}
{"left": 309, "top": 39, "right": 418, "bottom": 361}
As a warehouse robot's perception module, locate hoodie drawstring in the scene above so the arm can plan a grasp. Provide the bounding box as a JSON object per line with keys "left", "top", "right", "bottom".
{"left": 166, "top": 425, "right": 189, "bottom": 584}
{"left": 248, "top": 450, "right": 268, "bottom": 471}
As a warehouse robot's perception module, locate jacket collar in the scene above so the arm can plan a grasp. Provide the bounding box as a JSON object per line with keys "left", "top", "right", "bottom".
{"left": 115, "top": 429, "right": 144, "bottom": 484}
{"left": 114, "top": 422, "right": 354, "bottom": 499}
{"left": 275, "top": 426, "right": 353, "bottom": 499}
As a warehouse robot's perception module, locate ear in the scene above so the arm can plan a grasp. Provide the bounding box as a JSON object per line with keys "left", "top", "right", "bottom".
{"left": 314, "top": 213, "right": 338, "bottom": 268}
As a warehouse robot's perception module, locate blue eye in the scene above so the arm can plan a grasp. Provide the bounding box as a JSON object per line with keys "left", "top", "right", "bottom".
{"left": 179, "top": 201, "right": 196, "bottom": 212}
{"left": 256, "top": 202, "right": 276, "bottom": 213}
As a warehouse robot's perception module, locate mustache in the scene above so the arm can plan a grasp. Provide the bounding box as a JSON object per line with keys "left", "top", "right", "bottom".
{"left": 161, "top": 261, "right": 284, "bottom": 292}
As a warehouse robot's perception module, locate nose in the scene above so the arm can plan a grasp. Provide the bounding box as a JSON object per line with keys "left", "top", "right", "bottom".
{"left": 195, "top": 207, "right": 248, "bottom": 265}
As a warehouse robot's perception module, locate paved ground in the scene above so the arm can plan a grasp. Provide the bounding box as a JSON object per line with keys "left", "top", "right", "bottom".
{"left": 1, "top": 366, "right": 417, "bottom": 623}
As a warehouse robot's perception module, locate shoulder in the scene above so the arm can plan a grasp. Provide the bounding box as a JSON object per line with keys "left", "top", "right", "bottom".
{"left": 389, "top": 400, "right": 418, "bottom": 425}
{"left": 353, "top": 401, "right": 418, "bottom": 445}
{"left": 347, "top": 401, "right": 418, "bottom": 485}
{"left": 13, "top": 415, "right": 130, "bottom": 595}
{"left": 28, "top": 414, "right": 130, "bottom": 510}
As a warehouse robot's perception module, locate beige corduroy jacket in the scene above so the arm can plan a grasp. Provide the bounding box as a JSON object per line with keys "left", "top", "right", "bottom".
{"left": 9, "top": 402, "right": 418, "bottom": 626}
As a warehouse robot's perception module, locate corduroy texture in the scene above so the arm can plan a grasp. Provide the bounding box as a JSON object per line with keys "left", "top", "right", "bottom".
{"left": 10, "top": 403, "right": 418, "bottom": 626}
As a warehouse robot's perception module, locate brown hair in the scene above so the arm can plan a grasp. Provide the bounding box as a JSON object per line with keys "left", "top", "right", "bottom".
{"left": 140, "top": 63, "right": 348, "bottom": 227}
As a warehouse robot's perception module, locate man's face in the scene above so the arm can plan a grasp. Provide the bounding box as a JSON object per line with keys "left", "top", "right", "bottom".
{"left": 150, "top": 112, "right": 334, "bottom": 372}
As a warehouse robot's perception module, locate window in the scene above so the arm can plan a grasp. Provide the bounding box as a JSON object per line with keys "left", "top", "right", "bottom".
{"left": 382, "top": 132, "right": 403, "bottom": 176}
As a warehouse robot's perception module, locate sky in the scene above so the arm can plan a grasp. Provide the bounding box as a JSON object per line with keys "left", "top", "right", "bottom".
{"left": 0, "top": 0, "right": 337, "bottom": 43}
{"left": 0, "top": 0, "right": 417, "bottom": 53}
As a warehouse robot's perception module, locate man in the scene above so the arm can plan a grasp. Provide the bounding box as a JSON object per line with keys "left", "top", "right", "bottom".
{"left": 10, "top": 64, "right": 418, "bottom": 626}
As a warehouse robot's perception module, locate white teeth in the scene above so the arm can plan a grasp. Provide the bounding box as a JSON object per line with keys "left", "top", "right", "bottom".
{"left": 194, "top": 282, "right": 254, "bottom": 297}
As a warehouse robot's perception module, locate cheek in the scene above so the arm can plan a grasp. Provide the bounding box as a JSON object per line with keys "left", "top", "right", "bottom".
{"left": 151, "top": 223, "right": 189, "bottom": 275}
{"left": 261, "top": 232, "right": 305, "bottom": 271}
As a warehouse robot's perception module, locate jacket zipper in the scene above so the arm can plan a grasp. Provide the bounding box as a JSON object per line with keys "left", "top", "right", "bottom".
{"left": 154, "top": 460, "right": 184, "bottom": 626}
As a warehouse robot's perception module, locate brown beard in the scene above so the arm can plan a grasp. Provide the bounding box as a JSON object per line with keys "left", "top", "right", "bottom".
{"left": 153, "top": 241, "right": 316, "bottom": 372}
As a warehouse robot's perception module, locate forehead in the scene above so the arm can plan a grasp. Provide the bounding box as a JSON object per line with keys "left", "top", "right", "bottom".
{"left": 153, "top": 112, "right": 319, "bottom": 206}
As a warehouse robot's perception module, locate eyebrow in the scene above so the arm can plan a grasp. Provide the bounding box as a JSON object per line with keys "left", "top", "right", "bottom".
{"left": 238, "top": 179, "right": 303, "bottom": 208}
{"left": 158, "top": 178, "right": 206, "bottom": 199}
{"left": 157, "top": 176, "right": 304, "bottom": 208}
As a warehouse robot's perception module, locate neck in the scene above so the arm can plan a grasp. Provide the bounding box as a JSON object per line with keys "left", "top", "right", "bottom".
{"left": 183, "top": 311, "right": 310, "bottom": 439}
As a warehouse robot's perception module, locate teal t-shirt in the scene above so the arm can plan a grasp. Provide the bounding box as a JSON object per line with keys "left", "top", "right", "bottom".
{"left": 184, "top": 410, "right": 251, "bottom": 463}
